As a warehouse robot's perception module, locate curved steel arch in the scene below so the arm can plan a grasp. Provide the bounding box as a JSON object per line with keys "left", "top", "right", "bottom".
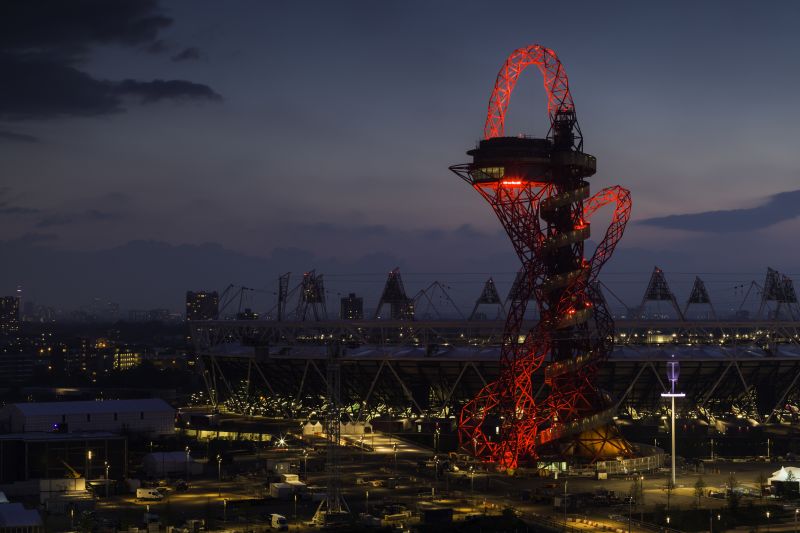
{"left": 484, "top": 44, "right": 575, "bottom": 140}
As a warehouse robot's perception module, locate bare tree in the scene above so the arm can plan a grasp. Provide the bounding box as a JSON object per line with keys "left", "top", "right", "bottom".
{"left": 755, "top": 472, "right": 768, "bottom": 502}
{"left": 694, "top": 477, "right": 706, "bottom": 509}
{"left": 726, "top": 472, "right": 740, "bottom": 511}
{"left": 663, "top": 478, "right": 676, "bottom": 511}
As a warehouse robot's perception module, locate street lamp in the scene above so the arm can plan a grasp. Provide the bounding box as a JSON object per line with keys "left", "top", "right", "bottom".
{"left": 794, "top": 508, "right": 798, "bottom": 533}
{"left": 661, "top": 355, "right": 685, "bottom": 487}
{"left": 302, "top": 449, "right": 308, "bottom": 481}
{"left": 366, "top": 490, "right": 369, "bottom": 515}
{"left": 86, "top": 450, "right": 93, "bottom": 480}
{"left": 628, "top": 491, "right": 633, "bottom": 533}
{"left": 185, "top": 446, "right": 191, "bottom": 480}
{"left": 104, "top": 461, "right": 110, "bottom": 498}
{"left": 666, "top": 516, "right": 670, "bottom": 525}
{"left": 223, "top": 498, "right": 228, "bottom": 522}
{"left": 639, "top": 476, "right": 644, "bottom": 522}
{"left": 393, "top": 443, "right": 398, "bottom": 475}
{"left": 217, "top": 454, "right": 222, "bottom": 497}
{"left": 469, "top": 466, "right": 475, "bottom": 503}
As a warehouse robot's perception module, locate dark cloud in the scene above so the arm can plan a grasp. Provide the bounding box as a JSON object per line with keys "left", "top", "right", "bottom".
{"left": 0, "top": 206, "right": 38, "bottom": 215}
{"left": 36, "top": 209, "right": 122, "bottom": 228}
{"left": 171, "top": 47, "right": 201, "bottom": 62}
{"left": 5, "top": 233, "right": 59, "bottom": 246}
{"left": 145, "top": 39, "right": 170, "bottom": 55}
{"left": 0, "top": 129, "right": 38, "bottom": 143}
{"left": 0, "top": 188, "right": 38, "bottom": 215}
{"left": 0, "top": 0, "right": 170, "bottom": 54}
{"left": 116, "top": 79, "right": 221, "bottom": 103}
{"left": 0, "top": 0, "right": 220, "bottom": 120}
{"left": 0, "top": 54, "right": 121, "bottom": 119}
{"left": 639, "top": 189, "right": 800, "bottom": 233}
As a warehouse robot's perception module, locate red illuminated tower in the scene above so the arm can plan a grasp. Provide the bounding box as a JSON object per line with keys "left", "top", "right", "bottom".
{"left": 450, "top": 44, "right": 633, "bottom": 469}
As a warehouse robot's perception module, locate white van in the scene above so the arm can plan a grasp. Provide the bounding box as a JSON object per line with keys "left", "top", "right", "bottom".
{"left": 136, "top": 488, "right": 163, "bottom": 501}
{"left": 270, "top": 514, "right": 288, "bottom": 531}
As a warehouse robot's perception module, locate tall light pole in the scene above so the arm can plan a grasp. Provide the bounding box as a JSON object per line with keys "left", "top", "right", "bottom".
{"left": 302, "top": 449, "right": 308, "bottom": 481}
{"left": 86, "top": 450, "right": 93, "bottom": 480}
{"left": 185, "top": 446, "right": 191, "bottom": 480}
{"left": 628, "top": 492, "right": 633, "bottom": 533}
{"left": 469, "top": 466, "right": 475, "bottom": 504}
{"left": 393, "top": 443, "right": 398, "bottom": 475}
{"left": 217, "top": 454, "right": 222, "bottom": 497}
{"left": 661, "top": 355, "right": 685, "bottom": 487}
{"left": 104, "top": 461, "right": 110, "bottom": 498}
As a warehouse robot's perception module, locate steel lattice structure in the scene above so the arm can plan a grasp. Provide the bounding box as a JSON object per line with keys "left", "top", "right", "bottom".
{"left": 450, "top": 44, "right": 632, "bottom": 469}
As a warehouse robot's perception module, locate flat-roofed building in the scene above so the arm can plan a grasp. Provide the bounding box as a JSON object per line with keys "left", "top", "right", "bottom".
{"left": 0, "top": 399, "right": 174, "bottom": 437}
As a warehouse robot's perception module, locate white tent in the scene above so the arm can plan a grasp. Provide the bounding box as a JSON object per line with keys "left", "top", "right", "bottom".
{"left": 768, "top": 466, "right": 800, "bottom": 484}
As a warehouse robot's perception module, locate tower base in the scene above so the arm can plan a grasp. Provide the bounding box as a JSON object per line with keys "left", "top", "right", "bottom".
{"left": 560, "top": 422, "right": 634, "bottom": 462}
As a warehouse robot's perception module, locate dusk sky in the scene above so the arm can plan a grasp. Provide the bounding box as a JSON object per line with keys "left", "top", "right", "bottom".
{"left": 3, "top": 0, "right": 800, "bottom": 313}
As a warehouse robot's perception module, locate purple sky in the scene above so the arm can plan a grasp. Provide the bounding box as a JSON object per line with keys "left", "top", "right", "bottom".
{"left": 2, "top": 0, "right": 800, "bottom": 312}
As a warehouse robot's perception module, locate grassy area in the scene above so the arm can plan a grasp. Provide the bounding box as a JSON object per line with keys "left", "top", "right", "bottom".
{"left": 646, "top": 503, "right": 787, "bottom": 531}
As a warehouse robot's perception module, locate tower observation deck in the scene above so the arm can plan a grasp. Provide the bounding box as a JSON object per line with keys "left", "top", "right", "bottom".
{"left": 450, "top": 44, "right": 632, "bottom": 470}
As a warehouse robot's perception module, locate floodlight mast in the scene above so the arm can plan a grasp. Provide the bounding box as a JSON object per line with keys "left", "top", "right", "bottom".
{"left": 661, "top": 355, "right": 685, "bottom": 486}
{"left": 450, "top": 44, "right": 633, "bottom": 469}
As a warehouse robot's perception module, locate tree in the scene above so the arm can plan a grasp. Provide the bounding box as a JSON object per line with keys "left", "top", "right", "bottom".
{"left": 755, "top": 472, "right": 768, "bottom": 502}
{"left": 726, "top": 472, "right": 740, "bottom": 511}
{"left": 663, "top": 478, "right": 676, "bottom": 511}
{"left": 630, "top": 478, "right": 645, "bottom": 506}
{"left": 694, "top": 476, "right": 707, "bottom": 509}
{"left": 630, "top": 477, "right": 646, "bottom": 521}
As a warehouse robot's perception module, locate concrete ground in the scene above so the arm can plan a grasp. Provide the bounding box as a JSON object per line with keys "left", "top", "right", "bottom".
{"left": 43, "top": 432, "right": 800, "bottom": 532}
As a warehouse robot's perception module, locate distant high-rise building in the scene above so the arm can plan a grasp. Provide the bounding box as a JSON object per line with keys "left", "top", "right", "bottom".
{"left": 0, "top": 296, "right": 20, "bottom": 334}
{"left": 236, "top": 308, "right": 259, "bottom": 320}
{"left": 340, "top": 293, "right": 363, "bottom": 320}
{"left": 185, "top": 291, "right": 219, "bottom": 321}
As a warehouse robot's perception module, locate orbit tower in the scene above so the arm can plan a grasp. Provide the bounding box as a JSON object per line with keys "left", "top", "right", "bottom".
{"left": 450, "top": 44, "right": 633, "bottom": 469}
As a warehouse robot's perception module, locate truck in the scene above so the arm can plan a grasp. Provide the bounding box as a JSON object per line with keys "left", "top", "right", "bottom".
{"left": 136, "top": 488, "right": 163, "bottom": 501}
{"left": 269, "top": 514, "right": 288, "bottom": 531}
